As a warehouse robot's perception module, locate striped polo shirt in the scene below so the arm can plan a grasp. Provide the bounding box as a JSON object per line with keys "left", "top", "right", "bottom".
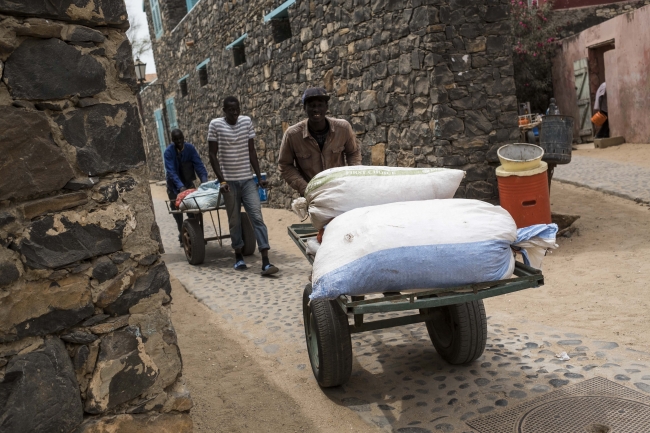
{"left": 207, "top": 116, "right": 255, "bottom": 181}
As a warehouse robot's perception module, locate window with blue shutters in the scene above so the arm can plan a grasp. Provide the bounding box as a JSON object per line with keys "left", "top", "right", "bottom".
{"left": 150, "top": 0, "right": 163, "bottom": 39}
{"left": 165, "top": 98, "right": 178, "bottom": 130}
{"left": 186, "top": 0, "right": 200, "bottom": 12}
{"left": 154, "top": 109, "right": 167, "bottom": 166}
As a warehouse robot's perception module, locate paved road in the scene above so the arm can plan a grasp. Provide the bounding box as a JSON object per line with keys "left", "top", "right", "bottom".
{"left": 154, "top": 198, "right": 650, "bottom": 432}
{"left": 554, "top": 155, "right": 650, "bottom": 203}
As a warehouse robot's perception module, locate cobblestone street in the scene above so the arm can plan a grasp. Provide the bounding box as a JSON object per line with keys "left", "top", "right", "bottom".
{"left": 153, "top": 187, "right": 650, "bottom": 432}
{"left": 554, "top": 154, "right": 650, "bottom": 203}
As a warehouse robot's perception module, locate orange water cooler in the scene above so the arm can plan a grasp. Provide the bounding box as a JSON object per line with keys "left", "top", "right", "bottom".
{"left": 496, "top": 162, "right": 551, "bottom": 228}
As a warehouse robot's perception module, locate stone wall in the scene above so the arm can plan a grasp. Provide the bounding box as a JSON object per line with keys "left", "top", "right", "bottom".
{"left": 0, "top": 1, "right": 192, "bottom": 432}
{"left": 553, "top": 0, "right": 650, "bottom": 38}
{"left": 141, "top": 0, "right": 520, "bottom": 207}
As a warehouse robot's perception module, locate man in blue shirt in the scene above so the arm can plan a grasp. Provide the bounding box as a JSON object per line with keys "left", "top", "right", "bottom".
{"left": 164, "top": 129, "right": 209, "bottom": 244}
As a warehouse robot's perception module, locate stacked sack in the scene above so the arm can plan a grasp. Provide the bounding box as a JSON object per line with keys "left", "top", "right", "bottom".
{"left": 293, "top": 166, "right": 465, "bottom": 229}
{"left": 311, "top": 199, "right": 557, "bottom": 300}
{"left": 178, "top": 181, "right": 224, "bottom": 211}
{"left": 292, "top": 166, "right": 558, "bottom": 301}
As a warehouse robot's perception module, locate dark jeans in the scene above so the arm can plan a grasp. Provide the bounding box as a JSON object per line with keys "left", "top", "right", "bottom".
{"left": 223, "top": 179, "right": 270, "bottom": 252}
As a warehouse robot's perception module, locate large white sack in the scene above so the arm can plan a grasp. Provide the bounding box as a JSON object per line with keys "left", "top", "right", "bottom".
{"left": 311, "top": 199, "right": 557, "bottom": 300}
{"left": 179, "top": 181, "right": 223, "bottom": 211}
{"left": 304, "top": 166, "right": 465, "bottom": 230}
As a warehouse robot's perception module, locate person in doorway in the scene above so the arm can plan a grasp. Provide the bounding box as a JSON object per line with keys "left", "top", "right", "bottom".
{"left": 208, "top": 96, "right": 279, "bottom": 275}
{"left": 164, "top": 128, "right": 209, "bottom": 245}
{"left": 278, "top": 87, "right": 362, "bottom": 195}
{"left": 594, "top": 82, "right": 609, "bottom": 138}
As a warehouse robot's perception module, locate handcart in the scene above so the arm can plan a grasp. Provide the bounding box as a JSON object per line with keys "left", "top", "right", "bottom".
{"left": 288, "top": 223, "right": 545, "bottom": 388}
{"left": 166, "top": 176, "right": 268, "bottom": 265}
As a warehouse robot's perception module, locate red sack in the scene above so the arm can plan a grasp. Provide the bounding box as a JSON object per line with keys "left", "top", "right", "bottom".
{"left": 175, "top": 189, "right": 196, "bottom": 208}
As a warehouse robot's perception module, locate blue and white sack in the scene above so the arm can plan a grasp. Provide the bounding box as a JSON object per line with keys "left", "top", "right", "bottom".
{"left": 310, "top": 199, "right": 558, "bottom": 300}
{"left": 179, "top": 181, "right": 223, "bottom": 211}
{"left": 303, "top": 166, "right": 465, "bottom": 230}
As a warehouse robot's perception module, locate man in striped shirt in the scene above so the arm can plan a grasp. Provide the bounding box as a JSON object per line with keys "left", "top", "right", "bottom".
{"left": 208, "top": 96, "right": 279, "bottom": 275}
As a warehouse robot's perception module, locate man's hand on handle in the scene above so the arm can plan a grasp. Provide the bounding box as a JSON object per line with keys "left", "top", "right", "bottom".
{"left": 220, "top": 182, "right": 230, "bottom": 193}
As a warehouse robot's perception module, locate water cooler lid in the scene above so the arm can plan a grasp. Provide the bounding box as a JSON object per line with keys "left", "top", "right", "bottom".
{"left": 496, "top": 161, "right": 548, "bottom": 178}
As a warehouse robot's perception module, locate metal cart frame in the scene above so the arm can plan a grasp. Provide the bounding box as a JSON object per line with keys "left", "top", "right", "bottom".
{"left": 288, "top": 223, "right": 545, "bottom": 387}
{"left": 166, "top": 190, "right": 258, "bottom": 265}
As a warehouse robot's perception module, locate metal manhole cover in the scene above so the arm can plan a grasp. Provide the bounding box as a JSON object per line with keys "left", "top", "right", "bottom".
{"left": 467, "top": 377, "right": 650, "bottom": 433}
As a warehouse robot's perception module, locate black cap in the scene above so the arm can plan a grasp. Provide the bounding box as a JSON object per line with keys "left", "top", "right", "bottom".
{"left": 302, "top": 87, "right": 330, "bottom": 105}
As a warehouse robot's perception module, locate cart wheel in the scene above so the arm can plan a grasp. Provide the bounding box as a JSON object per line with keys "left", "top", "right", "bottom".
{"left": 241, "top": 212, "right": 256, "bottom": 256}
{"left": 182, "top": 219, "right": 205, "bottom": 265}
{"left": 302, "top": 284, "right": 352, "bottom": 387}
{"left": 422, "top": 300, "right": 487, "bottom": 365}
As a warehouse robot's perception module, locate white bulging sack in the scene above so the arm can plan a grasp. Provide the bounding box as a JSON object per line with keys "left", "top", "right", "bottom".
{"left": 304, "top": 166, "right": 465, "bottom": 230}
{"left": 310, "top": 199, "right": 557, "bottom": 300}
{"left": 179, "top": 181, "right": 223, "bottom": 211}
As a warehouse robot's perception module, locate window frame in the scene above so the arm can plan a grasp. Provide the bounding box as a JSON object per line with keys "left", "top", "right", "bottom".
{"left": 196, "top": 58, "right": 210, "bottom": 86}
{"left": 226, "top": 34, "right": 248, "bottom": 67}
{"left": 150, "top": 0, "right": 163, "bottom": 39}
{"left": 186, "top": 0, "right": 200, "bottom": 12}
{"left": 263, "top": 0, "right": 296, "bottom": 22}
{"left": 165, "top": 97, "right": 179, "bottom": 130}
{"left": 178, "top": 74, "right": 189, "bottom": 97}
{"left": 153, "top": 109, "right": 167, "bottom": 164}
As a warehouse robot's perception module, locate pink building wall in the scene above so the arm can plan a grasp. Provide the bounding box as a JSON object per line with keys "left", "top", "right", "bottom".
{"left": 552, "top": 4, "right": 650, "bottom": 143}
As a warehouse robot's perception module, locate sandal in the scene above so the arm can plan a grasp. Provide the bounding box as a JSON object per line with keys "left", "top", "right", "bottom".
{"left": 261, "top": 263, "right": 279, "bottom": 276}
{"left": 234, "top": 260, "right": 247, "bottom": 270}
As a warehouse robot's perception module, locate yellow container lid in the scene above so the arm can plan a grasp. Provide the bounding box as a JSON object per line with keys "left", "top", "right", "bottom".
{"left": 496, "top": 161, "right": 548, "bottom": 177}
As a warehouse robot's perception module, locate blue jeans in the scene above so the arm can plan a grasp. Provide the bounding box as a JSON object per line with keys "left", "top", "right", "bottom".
{"left": 223, "top": 179, "right": 270, "bottom": 251}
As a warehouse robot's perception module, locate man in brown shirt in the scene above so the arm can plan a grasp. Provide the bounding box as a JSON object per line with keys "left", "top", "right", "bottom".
{"left": 278, "top": 87, "right": 362, "bottom": 195}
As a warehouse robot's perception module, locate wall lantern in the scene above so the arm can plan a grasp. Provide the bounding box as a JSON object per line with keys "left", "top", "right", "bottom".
{"left": 134, "top": 58, "right": 147, "bottom": 84}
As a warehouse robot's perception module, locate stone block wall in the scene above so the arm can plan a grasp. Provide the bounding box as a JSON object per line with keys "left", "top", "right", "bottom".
{"left": 0, "top": 1, "right": 192, "bottom": 432}
{"left": 141, "top": 0, "right": 520, "bottom": 207}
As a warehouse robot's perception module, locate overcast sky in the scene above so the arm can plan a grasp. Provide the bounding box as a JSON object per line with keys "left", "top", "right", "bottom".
{"left": 125, "top": 0, "right": 157, "bottom": 73}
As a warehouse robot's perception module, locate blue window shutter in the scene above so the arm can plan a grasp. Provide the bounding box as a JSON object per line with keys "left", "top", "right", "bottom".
{"left": 165, "top": 98, "right": 178, "bottom": 130}
{"left": 154, "top": 109, "right": 167, "bottom": 165}
{"left": 151, "top": 0, "right": 163, "bottom": 39}
{"left": 186, "top": 0, "right": 199, "bottom": 12}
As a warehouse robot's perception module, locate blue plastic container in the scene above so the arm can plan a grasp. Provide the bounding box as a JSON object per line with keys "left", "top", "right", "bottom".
{"left": 253, "top": 173, "right": 268, "bottom": 203}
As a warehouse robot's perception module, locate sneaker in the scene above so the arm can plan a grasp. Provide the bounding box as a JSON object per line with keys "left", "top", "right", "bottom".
{"left": 261, "top": 263, "right": 279, "bottom": 276}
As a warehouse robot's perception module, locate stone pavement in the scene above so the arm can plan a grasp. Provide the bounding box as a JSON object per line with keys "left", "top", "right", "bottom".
{"left": 554, "top": 155, "right": 650, "bottom": 203}
{"left": 153, "top": 198, "right": 650, "bottom": 432}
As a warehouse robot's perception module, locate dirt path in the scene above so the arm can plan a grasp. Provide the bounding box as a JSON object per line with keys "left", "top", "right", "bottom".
{"left": 486, "top": 181, "right": 650, "bottom": 353}
{"left": 169, "top": 275, "right": 375, "bottom": 433}
{"left": 160, "top": 179, "right": 650, "bottom": 431}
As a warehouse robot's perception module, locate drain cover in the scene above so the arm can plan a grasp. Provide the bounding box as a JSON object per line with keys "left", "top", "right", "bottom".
{"left": 467, "top": 377, "right": 650, "bottom": 433}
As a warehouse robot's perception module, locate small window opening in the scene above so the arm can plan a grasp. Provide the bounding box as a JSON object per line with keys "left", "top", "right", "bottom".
{"left": 226, "top": 34, "right": 247, "bottom": 67}
{"left": 264, "top": 1, "right": 294, "bottom": 43}
{"left": 195, "top": 59, "right": 210, "bottom": 86}
{"left": 198, "top": 66, "right": 208, "bottom": 86}
{"left": 270, "top": 11, "right": 292, "bottom": 43}
{"left": 232, "top": 44, "right": 246, "bottom": 67}
{"left": 178, "top": 76, "right": 188, "bottom": 97}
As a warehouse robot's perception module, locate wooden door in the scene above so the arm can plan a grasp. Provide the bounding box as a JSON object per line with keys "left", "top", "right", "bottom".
{"left": 573, "top": 58, "right": 593, "bottom": 139}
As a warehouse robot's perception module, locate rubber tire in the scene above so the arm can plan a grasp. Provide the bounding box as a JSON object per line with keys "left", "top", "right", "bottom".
{"left": 240, "top": 212, "right": 256, "bottom": 256}
{"left": 182, "top": 219, "right": 205, "bottom": 265}
{"left": 302, "top": 284, "right": 352, "bottom": 387}
{"left": 422, "top": 300, "right": 487, "bottom": 365}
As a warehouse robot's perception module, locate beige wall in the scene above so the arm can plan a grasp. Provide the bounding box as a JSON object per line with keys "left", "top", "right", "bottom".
{"left": 552, "top": 4, "right": 650, "bottom": 143}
